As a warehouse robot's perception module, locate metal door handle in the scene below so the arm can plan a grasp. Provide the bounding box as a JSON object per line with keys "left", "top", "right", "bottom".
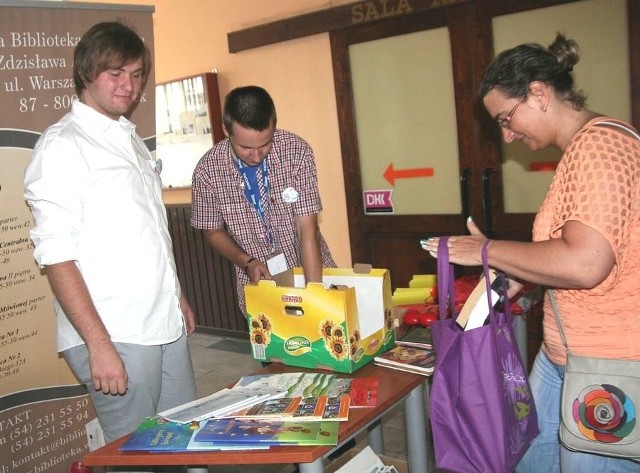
{"left": 460, "top": 168, "right": 472, "bottom": 223}
{"left": 482, "top": 167, "right": 495, "bottom": 238}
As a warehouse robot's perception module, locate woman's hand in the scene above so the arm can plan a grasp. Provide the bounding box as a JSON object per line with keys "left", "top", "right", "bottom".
{"left": 422, "top": 217, "right": 490, "bottom": 266}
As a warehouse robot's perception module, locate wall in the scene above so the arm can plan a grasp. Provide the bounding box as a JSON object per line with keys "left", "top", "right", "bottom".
{"left": 76, "top": 0, "right": 354, "bottom": 267}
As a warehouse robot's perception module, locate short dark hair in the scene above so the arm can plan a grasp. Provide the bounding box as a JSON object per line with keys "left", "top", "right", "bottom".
{"left": 223, "top": 86, "right": 277, "bottom": 134}
{"left": 479, "top": 33, "right": 586, "bottom": 109}
{"left": 73, "top": 21, "right": 151, "bottom": 96}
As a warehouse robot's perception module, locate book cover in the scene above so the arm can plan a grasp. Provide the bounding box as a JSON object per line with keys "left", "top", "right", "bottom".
{"left": 228, "top": 397, "right": 302, "bottom": 419}
{"left": 194, "top": 418, "right": 323, "bottom": 445}
{"left": 226, "top": 395, "right": 336, "bottom": 422}
{"left": 374, "top": 345, "right": 435, "bottom": 376}
{"left": 324, "top": 378, "right": 352, "bottom": 398}
{"left": 119, "top": 417, "right": 200, "bottom": 452}
{"left": 395, "top": 326, "right": 432, "bottom": 350}
{"left": 282, "top": 372, "right": 334, "bottom": 398}
{"left": 373, "top": 361, "right": 434, "bottom": 377}
{"left": 313, "top": 421, "right": 339, "bottom": 446}
{"left": 322, "top": 394, "right": 350, "bottom": 421}
{"left": 234, "top": 372, "right": 337, "bottom": 398}
{"left": 234, "top": 372, "right": 310, "bottom": 393}
{"left": 349, "top": 378, "right": 379, "bottom": 408}
{"left": 292, "top": 395, "right": 328, "bottom": 421}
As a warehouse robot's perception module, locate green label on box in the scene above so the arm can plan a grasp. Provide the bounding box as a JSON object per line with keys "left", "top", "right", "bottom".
{"left": 284, "top": 336, "right": 312, "bottom": 355}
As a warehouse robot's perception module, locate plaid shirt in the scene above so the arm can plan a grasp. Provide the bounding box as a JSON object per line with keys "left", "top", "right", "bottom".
{"left": 191, "top": 129, "right": 336, "bottom": 312}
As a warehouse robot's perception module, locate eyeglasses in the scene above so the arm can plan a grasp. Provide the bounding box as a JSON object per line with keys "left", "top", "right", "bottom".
{"left": 497, "top": 95, "right": 526, "bottom": 129}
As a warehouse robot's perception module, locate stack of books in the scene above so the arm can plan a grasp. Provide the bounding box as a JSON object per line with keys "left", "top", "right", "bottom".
{"left": 120, "top": 371, "right": 377, "bottom": 452}
{"left": 229, "top": 372, "right": 352, "bottom": 422}
{"left": 374, "top": 345, "right": 435, "bottom": 376}
{"left": 374, "top": 326, "right": 435, "bottom": 376}
{"left": 119, "top": 416, "right": 267, "bottom": 452}
{"left": 223, "top": 393, "right": 350, "bottom": 422}
{"left": 158, "top": 384, "right": 286, "bottom": 423}
{"left": 394, "top": 326, "right": 432, "bottom": 350}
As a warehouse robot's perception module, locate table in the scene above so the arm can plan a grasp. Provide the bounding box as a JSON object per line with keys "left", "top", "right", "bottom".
{"left": 83, "top": 362, "right": 429, "bottom": 473}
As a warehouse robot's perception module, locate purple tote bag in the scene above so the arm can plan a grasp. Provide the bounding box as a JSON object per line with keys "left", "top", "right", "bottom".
{"left": 429, "top": 237, "right": 538, "bottom": 473}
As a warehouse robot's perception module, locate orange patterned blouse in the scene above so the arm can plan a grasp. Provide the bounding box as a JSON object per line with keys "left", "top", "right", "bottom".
{"left": 532, "top": 117, "right": 640, "bottom": 365}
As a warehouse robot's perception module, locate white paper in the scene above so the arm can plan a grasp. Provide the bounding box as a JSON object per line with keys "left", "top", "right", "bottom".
{"left": 294, "top": 273, "right": 385, "bottom": 339}
{"left": 464, "top": 288, "right": 500, "bottom": 331}
{"left": 335, "top": 446, "right": 386, "bottom": 473}
{"left": 159, "top": 386, "right": 285, "bottom": 423}
{"left": 267, "top": 252, "right": 288, "bottom": 275}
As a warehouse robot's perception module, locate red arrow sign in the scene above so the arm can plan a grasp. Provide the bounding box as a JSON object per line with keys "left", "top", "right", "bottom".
{"left": 383, "top": 163, "right": 434, "bottom": 186}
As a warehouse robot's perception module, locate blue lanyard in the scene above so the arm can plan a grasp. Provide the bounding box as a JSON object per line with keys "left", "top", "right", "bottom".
{"left": 236, "top": 158, "right": 274, "bottom": 248}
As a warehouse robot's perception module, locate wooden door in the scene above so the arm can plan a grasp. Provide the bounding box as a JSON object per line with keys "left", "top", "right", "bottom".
{"left": 331, "top": 4, "right": 482, "bottom": 288}
{"left": 479, "top": 0, "right": 634, "bottom": 242}
{"left": 330, "top": 0, "right": 637, "bottom": 290}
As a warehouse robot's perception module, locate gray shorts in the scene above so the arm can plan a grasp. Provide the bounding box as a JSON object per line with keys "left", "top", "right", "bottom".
{"left": 63, "top": 333, "right": 197, "bottom": 443}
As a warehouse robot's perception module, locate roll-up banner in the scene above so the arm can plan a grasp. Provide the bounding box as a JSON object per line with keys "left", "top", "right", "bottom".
{"left": 0, "top": 2, "right": 154, "bottom": 471}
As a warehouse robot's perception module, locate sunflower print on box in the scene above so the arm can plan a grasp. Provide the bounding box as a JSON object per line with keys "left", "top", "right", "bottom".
{"left": 244, "top": 267, "right": 395, "bottom": 374}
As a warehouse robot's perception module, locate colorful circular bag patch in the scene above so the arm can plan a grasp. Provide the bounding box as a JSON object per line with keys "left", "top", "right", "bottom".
{"left": 573, "top": 384, "right": 636, "bottom": 443}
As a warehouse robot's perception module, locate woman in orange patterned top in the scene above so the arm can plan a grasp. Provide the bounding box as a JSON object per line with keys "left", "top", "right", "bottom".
{"left": 424, "top": 34, "right": 640, "bottom": 472}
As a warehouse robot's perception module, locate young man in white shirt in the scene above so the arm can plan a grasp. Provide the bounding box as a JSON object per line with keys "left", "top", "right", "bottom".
{"left": 24, "top": 23, "right": 200, "bottom": 465}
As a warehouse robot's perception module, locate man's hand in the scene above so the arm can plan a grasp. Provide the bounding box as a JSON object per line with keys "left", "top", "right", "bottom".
{"left": 44, "top": 261, "right": 129, "bottom": 395}
{"left": 87, "top": 341, "right": 128, "bottom": 395}
{"left": 245, "top": 258, "right": 271, "bottom": 282}
{"left": 181, "top": 293, "right": 197, "bottom": 335}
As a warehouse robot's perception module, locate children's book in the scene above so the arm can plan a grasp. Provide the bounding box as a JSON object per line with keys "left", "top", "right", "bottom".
{"left": 234, "top": 372, "right": 337, "bottom": 398}
{"left": 322, "top": 395, "right": 350, "bottom": 421}
{"left": 194, "top": 418, "right": 334, "bottom": 446}
{"left": 374, "top": 345, "right": 435, "bottom": 376}
{"left": 292, "top": 395, "right": 328, "bottom": 421}
{"left": 119, "top": 417, "right": 269, "bottom": 452}
{"left": 324, "top": 378, "right": 352, "bottom": 398}
{"left": 120, "top": 417, "right": 198, "bottom": 451}
{"left": 395, "top": 326, "right": 433, "bottom": 350}
{"left": 226, "top": 374, "right": 353, "bottom": 423}
{"left": 226, "top": 397, "right": 302, "bottom": 419}
{"left": 313, "top": 421, "right": 340, "bottom": 446}
{"left": 349, "top": 378, "right": 379, "bottom": 408}
{"left": 223, "top": 394, "right": 337, "bottom": 423}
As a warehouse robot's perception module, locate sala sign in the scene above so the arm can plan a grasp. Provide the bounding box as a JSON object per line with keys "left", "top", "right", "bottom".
{"left": 351, "top": 0, "right": 413, "bottom": 24}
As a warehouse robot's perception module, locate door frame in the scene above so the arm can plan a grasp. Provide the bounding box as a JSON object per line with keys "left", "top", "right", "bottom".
{"left": 330, "top": 0, "right": 638, "bottom": 286}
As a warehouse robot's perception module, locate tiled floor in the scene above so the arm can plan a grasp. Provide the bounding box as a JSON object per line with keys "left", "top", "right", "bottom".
{"left": 187, "top": 331, "right": 425, "bottom": 473}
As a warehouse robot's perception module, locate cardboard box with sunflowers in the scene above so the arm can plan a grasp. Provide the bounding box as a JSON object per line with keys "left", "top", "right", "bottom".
{"left": 244, "top": 265, "right": 395, "bottom": 373}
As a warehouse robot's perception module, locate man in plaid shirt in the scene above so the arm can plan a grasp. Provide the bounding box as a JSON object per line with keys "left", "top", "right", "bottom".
{"left": 191, "top": 85, "right": 336, "bottom": 315}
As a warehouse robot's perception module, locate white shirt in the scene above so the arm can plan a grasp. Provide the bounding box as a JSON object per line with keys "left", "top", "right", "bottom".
{"left": 24, "top": 100, "right": 185, "bottom": 351}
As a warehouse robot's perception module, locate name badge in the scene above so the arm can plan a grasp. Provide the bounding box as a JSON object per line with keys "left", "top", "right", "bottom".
{"left": 267, "top": 253, "right": 287, "bottom": 275}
